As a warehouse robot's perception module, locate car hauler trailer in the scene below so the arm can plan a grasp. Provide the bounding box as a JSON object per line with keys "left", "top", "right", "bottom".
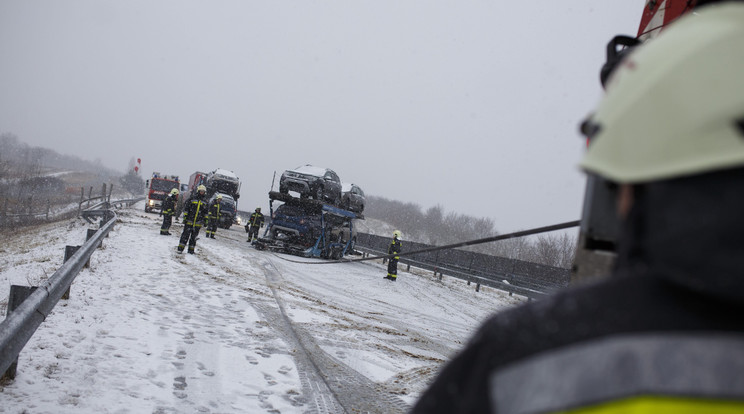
{"left": 254, "top": 191, "right": 360, "bottom": 260}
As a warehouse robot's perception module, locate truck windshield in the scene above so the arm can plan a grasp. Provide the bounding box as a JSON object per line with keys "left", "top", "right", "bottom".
{"left": 211, "top": 181, "right": 238, "bottom": 196}
{"left": 152, "top": 180, "right": 177, "bottom": 192}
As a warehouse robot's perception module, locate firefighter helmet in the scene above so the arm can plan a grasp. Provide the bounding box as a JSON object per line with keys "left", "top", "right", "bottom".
{"left": 393, "top": 230, "right": 402, "bottom": 239}
{"left": 216, "top": 194, "right": 222, "bottom": 200}
{"left": 170, "top": 188, "right": 179, "bottom": 196}
{"left": 256, "top": 207, "right": 261, "bottom": 212}
{"left": 580, "top": 3, "right": 744, "bottom": 184}
{"left": 197, "top": 185, "right": 207, "bottom": 193}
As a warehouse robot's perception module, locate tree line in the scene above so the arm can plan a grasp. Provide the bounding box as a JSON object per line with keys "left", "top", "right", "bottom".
{"left": 364, "top": 195, "right": 577, "bottom": 269}
{"left": 0, "top": 133, "right": 143, "bottom": 227}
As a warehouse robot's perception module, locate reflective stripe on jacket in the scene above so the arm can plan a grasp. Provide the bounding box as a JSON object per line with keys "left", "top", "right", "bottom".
{"left": 161, "top": 196, "right": 176, "bottom": 216}
{"left": 208, "top": 202, "right": 221, "bottom": 220}
{"left": 388, "top": 237, "right": 401, "bottom": 258}
{"left": 183, "top": 196, "right": 208, "bottom": 227}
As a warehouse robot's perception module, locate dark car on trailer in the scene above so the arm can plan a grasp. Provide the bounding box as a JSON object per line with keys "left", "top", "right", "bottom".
{"left": 341, "top": 182, "right": 365, "bottom": 214}
{"left": 268, "top": 203, "right": 323, "bottom": 247}
{"left": 279, "top": 165, "right": 342, "bottom": 205}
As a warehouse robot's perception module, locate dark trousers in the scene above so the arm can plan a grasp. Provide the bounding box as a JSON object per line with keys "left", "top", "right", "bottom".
{"left": 178, "top": 225, "right": 201, "bottom": 252}
{"left": 160, "top": 215, "right": 173, "bottom": 234}
{"left": 248, "top": 226, "right": 260, "bottom": 241}
{"left": 388, "top": 258, "right": 399, "bottom": 277}
{"left": 206, "top": 219, "right": 218, "bottom": 237}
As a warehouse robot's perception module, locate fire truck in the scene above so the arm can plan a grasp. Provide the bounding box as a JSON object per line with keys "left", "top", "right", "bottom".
{"left": 144, "top": 172, "right": 180, "bottom": 213}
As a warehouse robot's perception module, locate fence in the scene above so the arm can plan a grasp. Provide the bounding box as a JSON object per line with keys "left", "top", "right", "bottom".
{"left": 355, "top": 233, "right": 570, "bottom": 299}
{"left": 0, "top": 183, "right": 116, "bottom": 228}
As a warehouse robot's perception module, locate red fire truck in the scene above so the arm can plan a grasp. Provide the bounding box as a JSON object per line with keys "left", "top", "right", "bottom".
{"left": 144, "top": 172, "right": 180, "bottom": 213}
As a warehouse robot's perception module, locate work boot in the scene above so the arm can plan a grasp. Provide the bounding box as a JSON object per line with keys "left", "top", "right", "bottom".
{"left": 188, "top": 249, "right": 195, "bottom": 254}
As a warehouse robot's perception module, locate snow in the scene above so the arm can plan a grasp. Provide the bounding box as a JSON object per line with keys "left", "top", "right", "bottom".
{"left": 288, "top": 165, "right": 329, "bottom": 178}
{"left": 212, "top": 169, "right": 239, "bottom": 180}
{"left": 0, "top": 202, "right": 525, "bottom": 413}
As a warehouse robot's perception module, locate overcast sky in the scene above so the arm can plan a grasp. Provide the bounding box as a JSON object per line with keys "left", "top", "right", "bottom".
{"left": 0, "top": 1, "right": 643, "bottom": 233}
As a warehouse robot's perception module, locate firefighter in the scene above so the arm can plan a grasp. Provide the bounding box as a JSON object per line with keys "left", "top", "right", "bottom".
{"left": 205, "top": 194, "right": 222, "bottom": 239}
{"left": 245, "top": 207, "right": 265, "bottom": 243}
{"left": 159, "top": 188, "right": 179, "bottom": 235}
{"left": 384, "top": 230, "right": 402, "bottom": 281}
{"left": 412, "top": 5, "right": 744, "bottom": 413}
{"left": 177, "top": 185, "right": 208, "bottom": 254}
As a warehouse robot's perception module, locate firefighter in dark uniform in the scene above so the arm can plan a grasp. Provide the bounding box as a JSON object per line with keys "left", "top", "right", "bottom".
{"left": 177, "top": 185, "right": 208, "bottom": 254}
{"left": 205, "top": 194, "right": 222, "bottom": 239}
{"left": 159, "top": 188, "right": 179, "bottom": 235}
{"left": 412, "top": 6, "right": 744, "bottom": 413}
{"left": 384, "top": 230, "right": 401, "bottom": 281}
{"left": 245, "top": 207, "right": 265, "bottom": 243}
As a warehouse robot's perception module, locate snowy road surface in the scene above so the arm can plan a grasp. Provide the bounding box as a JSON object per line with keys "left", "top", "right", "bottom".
{"left": 0, "top": 203, "right": 523, "bottom": 413}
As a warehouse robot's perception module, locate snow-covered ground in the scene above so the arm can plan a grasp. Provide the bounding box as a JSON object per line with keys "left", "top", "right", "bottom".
{"left": 0, "top": 202, "right": 525, "bottom": 413}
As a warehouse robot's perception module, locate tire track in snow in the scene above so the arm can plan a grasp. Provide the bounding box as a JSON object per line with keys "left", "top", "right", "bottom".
{"left": 255, "top": 257, "right": 409, "bottom": 414}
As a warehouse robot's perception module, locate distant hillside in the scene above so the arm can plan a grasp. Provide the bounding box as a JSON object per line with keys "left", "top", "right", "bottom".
{"left": 0, "top": 133, "right": 122, "bottom": 178}
{"left": 0, "top": 133, "right": 142, "bottom": 229}
{"left": 362, "top": 195, "right": 576, "bottom": 269}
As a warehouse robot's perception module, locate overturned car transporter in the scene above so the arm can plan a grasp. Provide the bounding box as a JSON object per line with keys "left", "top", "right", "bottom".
{"left": 254, "top": 191, "right": 361, "bottom": 260}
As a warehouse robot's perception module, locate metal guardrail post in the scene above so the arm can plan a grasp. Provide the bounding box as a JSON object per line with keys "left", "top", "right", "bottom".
{"left": 1, "top": 286, "right": 38, "bottom": 381}
{"left": 63, "top": 245, "right": 86, "bottom": 300}
{"left": 86, "top": 228, "right": 102, "bottom": 248}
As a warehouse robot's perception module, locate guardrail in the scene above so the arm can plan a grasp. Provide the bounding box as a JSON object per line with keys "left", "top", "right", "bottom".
{"left": 80, "top": 196, "right": 143, "bottom": 224}
{"left": 0, "top": 197, "right": 141, "bottom": 380}
{"left": 355, "top": 233, "right": 570, "bottom": 299}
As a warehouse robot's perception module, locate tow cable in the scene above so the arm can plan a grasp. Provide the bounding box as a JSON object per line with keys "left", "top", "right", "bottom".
{"left": 268, "top": 220, "right": 580, "bottom": 265}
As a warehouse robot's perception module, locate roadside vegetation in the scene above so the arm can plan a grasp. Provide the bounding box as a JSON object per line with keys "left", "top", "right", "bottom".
{"left": 365, "top": 196, "right": 577, "bottom": 269}
{"left": 0, "top": 133, "right": 141, "bottom": 230}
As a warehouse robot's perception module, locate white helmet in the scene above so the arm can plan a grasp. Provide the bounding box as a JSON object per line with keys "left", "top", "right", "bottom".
{"left": 393, "top": 230, "right": 402, "bottom": 239}
{"left": 216, "top": 194, "right": 222, "bottom": 200}
{"left": 580, "top": 3, "right": 744, "bottom": 184}
{"left": 170, "top": 188, "right": 179, "bottom": 196}
{"left": 197, "top": 184, "right": 207, "bottom": 192}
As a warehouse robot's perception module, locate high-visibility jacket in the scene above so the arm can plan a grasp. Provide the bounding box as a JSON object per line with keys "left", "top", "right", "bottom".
{"left": 249, "top": 212, "right": 264, "bottom": 228}
{"left": 388, "top": 237, "right": 401, "bottom": 259}
{"left": 161, "top": 195, "right": 177, "bottom": 216}
{"left": 183, "top": 194, "right": 208, "bottom": 227}
{"left": 208, "top": 202, "right": 221, "bottom": 220}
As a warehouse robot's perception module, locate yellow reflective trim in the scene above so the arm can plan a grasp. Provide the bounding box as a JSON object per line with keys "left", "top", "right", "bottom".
{"left": 563, "top": 396, "right": 744, "bottom": 414}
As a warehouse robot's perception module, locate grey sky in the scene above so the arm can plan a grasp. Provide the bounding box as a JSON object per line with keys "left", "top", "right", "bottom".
{"left": 0, "top": 1, "right": 643, "bottom": 233}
